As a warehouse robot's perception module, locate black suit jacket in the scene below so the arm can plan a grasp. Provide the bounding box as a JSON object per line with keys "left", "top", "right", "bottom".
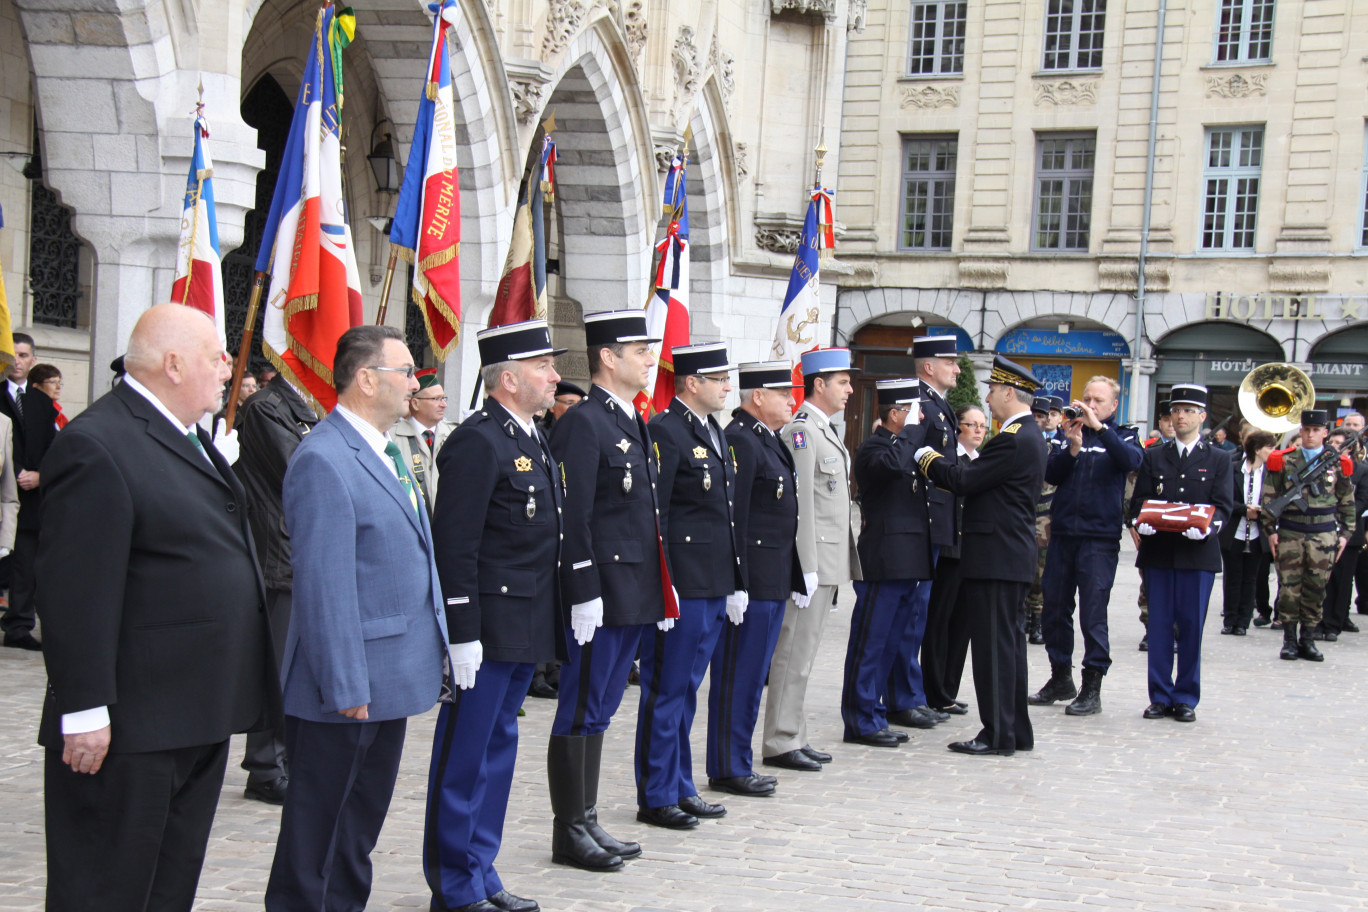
{"left": 0, "top": 381, "right": 59, "bottom": 531}
{"left": 550, "top": 385, "right": 667, "bottom": 626}
{"left": 35, "top": 382, "right": 274, "bottom": 752}
{"left": 432, "top": 399, "right": 564, "bottom": 664}
{"left": 1129, "top": 439, "right": 1234, "bottom": 573}
{"left": 853, "top": 426, "right": 934, "bottom": 582}
{"left": 910, "top": 413, "right": 1048, "bottom": 583}
{"left": 649, "top": 398, "right": 742, "bottom": 599}
{"left": 917, "top": 386, "right": 958, "bottom": 549}
{"left": 724, "top": 410, "right": 803, "bottom": 601}
{"left": 1217, "top": 451, "right": 1270, "bottom": 555}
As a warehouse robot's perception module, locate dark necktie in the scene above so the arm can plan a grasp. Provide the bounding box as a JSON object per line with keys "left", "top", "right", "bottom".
{"left": 422, "top": 429, "right": 434, "bottom": 451}
{"left": 13, "top": 386, "right": 23, "bottom": 419}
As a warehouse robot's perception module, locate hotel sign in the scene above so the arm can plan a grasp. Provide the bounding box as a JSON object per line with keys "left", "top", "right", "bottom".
{"left": 1204, "top": 293, "right": 1366, "bottom": 322}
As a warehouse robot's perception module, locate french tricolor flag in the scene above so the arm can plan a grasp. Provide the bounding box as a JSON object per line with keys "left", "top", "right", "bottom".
{"left": 635, "top": 153, "right": 690, "bottom": 418}
{"left": 771, "top": 186, "right": 833, "bottom": 408}
{"left": 171, "top": 111, "right": 224, "bottom": 343}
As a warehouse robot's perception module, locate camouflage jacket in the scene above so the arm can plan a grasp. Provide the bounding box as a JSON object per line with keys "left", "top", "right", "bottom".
{"left": 1259, "top": 446, "right": 1355, "bottom": 538}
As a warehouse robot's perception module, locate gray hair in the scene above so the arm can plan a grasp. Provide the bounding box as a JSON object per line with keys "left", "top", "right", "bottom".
{"left": 481, "top": 360, "right": 520, "bottom": 391}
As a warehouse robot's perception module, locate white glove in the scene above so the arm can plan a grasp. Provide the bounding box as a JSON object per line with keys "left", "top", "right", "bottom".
{"left": 1182, "top": 526, "right": 1210, "bottom": 540}
{"left": 1137, "top": 522, "right": 1157, "bottom": 536}
{"left": 213, "top": 418, "right": 240, "bottom": 465}
{"left": 0, "top": 547, "right": 10, "bottom": 559}
{"left": 913, "top": 445, "right": 934, "bottom": 463}
{"left": 657, "top": 617, "right": 676, "bottom": 631}
{"left": 726, "top": 590, "right": 749, "bottom": 625}
{"left": 447, "top": 640, "right": 482, "bottom": 690}
{"left": 803, "top": 571, "right": 818, "bottom": 597}
{"left": 570, "top": 598, "right": 603, "bottom": 645}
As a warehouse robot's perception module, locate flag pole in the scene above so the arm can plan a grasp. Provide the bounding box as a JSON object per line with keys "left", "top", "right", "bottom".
{"left": 375, "top": 247, "right": 399, "bottom": 325}
{"left": 224, "top": 266, "right": 270, "bottom": 428}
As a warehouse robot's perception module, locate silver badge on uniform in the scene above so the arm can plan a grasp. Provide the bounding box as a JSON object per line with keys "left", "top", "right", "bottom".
{"left": 525, "top": 485, "right": 537, "bottom": 520}
{"left": 623, "top": 462, "right": 633, "bottom": 494}
{"left": 1156, "top": 481, "right": 1164, "bottom": 496}
{"left": 776, "top": 477, "right": 784, "bottom": 500}
{"left": 703, "top": 467, "right": 712, "bottom": 491}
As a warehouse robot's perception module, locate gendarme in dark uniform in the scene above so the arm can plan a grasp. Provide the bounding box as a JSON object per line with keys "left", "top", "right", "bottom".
{"left": 707, "top": 361, "right": 802, "bottom": 798}
{"left": 907, "top": 356, "right": 1048, "bottom": 756}
{"left": 424, "top": 319, "right": 566, "bottom": 912}
{"left": 1128, "top": 384, "right": 1233, "bottom": 723}
{"left": 547, "top": 310, "right": 672, "bottom": 872}
{"left": 636, "top": 343, "right": 743, "bottom": 829}
{"left": 842, "top": 379, "right": 933, "bottom": 748}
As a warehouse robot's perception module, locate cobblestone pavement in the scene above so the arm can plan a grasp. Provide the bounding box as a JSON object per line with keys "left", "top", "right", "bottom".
{"left": 4, "top": 546, "right": 1368, "bottom": 911}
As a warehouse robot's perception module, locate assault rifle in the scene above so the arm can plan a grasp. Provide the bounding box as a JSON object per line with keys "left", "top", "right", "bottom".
{"left": 1263, "top": 429, "right": 1360, "bottom": 522}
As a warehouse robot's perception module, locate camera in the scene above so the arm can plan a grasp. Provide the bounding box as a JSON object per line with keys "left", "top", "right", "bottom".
{"left": 1062, "top": 406, "right": 1082, "bottom": 421}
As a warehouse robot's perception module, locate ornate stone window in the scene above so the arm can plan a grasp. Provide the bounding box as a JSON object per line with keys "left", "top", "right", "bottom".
{"left": 1202, "top": 126, "right": 1262, "bottom": 251}
{"left": 27, "top": 181, "right": 81, "bottom": 329}
{"left": 899, "top": 135, "right": 957, "bottom": 251}
{"left": 1361, "top": 125, "right": 1368, "bottom": 249}
{"left": 1041, "top": 0, "right": 1106, "bottom": 71}
{"left": 906, "top": 2, "right": 966, "bottom": 77}
{"left": 1032, "top": 133, "right": 1094, "bottom": 252}
{"left": 1214, "top": 0, "right": 1274, "bottom": 64}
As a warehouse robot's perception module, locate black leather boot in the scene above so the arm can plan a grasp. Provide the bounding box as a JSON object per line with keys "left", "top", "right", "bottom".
{"left": 1027, "top": 662, "right": 1077, "bottom": 705}
{"left": 1027, "top": 614, "right": 1045, "bottom": 645}
{"left": 1279, "top": 624, "right": 1300, "bottom": 660}
{"left": 548, "top": 735, "right": 623, "bottom": 870}
{"left": 1297, "top": 624, "right": 1325, "bottom": 662}
{"left": 583, "top": 732, "right": 641, "bottom": 858}
{"left": 1065, "top": 668, "right": 1103, "bottom": 716}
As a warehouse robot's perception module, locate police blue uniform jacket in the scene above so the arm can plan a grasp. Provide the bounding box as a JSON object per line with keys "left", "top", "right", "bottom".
{"left": 432, "top": 398, "right": 564, "bottom": 661}
{"left": 649, "top": 398, "right": 743, "bottom": 597}
{"left": 725, "top": 410, "right": 802, "bottom": 600}
{"left": 1045, "top": 416, "right": 1144, "bottom": 537}
{"left": 551, "top": 385, "right": 668, "bottom": 625}
{"left": 854, "top": 426, "right": 934, "bottom": 581}
{"left": 1129, "top": 439, "right": 1234, "bottom": 573}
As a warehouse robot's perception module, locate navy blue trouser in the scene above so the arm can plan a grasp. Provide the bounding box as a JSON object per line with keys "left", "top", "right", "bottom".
{"left": 424, "top": 660, "right": 534, "bottom": 910}
{"left": 1143, "top": 568, "right": 1213, "bottom": 707}
{"left": 706, "top": 598, "right": 785, "bottom": 779}
{"left": 883, "top": 546, "right": 940, "bottom": 711}
{"left": 552, "top": 623, "right": 645, "bottom": 736}
{"left": 635, "top": 596, "right": 726, "bottom": 809}
{"left": 843, "top": 579, "right": 920, "bottom": 737}
{"left": 1042, "top": 534, "right": 1120, "bottom": 672}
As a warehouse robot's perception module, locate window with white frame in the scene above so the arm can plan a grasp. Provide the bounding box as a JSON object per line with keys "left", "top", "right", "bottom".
{"left": 907, "top": 2, "right": 967, "bottom": 76}
{"left": 1032, "top": 134, "right": 1094, "bottom": 252}
{"left": 1360, "top": 124, "right": 1368, "bottom": 248}
{"left": 1202, "top": 126, "right": 1262, "bottom": 251}
{"left": 1042, "top": 0, "right": 1106, "bottom": 71}
{"left": 1215, "top": 0, "right": 1274, "bottom": 63}
{"left": 900, "top": 135, "right": 957, "bottom": 251}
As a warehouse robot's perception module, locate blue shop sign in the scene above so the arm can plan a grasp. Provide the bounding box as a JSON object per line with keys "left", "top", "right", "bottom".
{"left": 997, "top": 327, "right": 1130, "bottom": 358}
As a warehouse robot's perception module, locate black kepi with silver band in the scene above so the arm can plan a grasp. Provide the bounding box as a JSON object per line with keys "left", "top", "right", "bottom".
{"left": 475, "top": 317, "right": 566, "bottom": 364}
{"left": 583, "top": 309, "right": 661, "bottom": 347}
{"left": 1168, "top": 384, "right": 1208, "bottom": 409}
{"left": 671, "top": 342, "right": 735, "bottom": 377}
{"left": 876, "top": 378, "right": 920, "bottom": 406}
{"left": 911, "top": 335, "right": 958, "bottom": 359}
{"left": 737, "top": 360, "right": 795, "bottom": 390}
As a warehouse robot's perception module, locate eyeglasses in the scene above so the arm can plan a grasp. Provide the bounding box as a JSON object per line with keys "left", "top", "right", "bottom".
{"left": 413, "top": 395, "right": 448, "bottom": 402}
{"left": 368, "top": 365, "right": 417, "bottom": 379}
{"left": 695, "top": 375, "right": 730, "bottom": 384}
{"left": 959, "top": 422, "right": 987, "bottom": 430}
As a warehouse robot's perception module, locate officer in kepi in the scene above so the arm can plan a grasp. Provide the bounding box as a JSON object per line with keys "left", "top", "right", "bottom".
{"left": 635, "top": 342, "right": 743, "bottom": 829}
{"left": 707, "top": 361, "right": 803, "bottom": 798}
{"left": 1129, "top": 384, "right": 1233, "bottom": 724}
{"left": 424, "top": 319, "right": 566, "bottom": 912}
{"left": 546, "top": 310, "right": 672, "bottom": 871}
{"left": 841, "top": 378, "right": 932, "bottom": 749}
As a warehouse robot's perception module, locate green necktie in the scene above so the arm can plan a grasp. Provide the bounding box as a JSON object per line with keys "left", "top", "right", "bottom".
{"left": 187, "top": 430, "right": 204, "bottom": 451}
{"left": 384, "top": 440, "right": 421, "bottom": 517}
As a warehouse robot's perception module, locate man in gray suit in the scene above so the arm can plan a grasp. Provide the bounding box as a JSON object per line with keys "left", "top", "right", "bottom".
{"left": 266, "top": 325, "right": 451, "bottom": 912}
{"left": 762, "top": 348, "right": 862, "bottom": 772}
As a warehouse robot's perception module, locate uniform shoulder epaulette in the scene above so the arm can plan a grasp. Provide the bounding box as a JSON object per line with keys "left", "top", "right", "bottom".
{"left": 752, "top": 421, "right": 764, "bottom": 435}
{"left": 1000, "top": 423, "right": 1020, "bottom": 434}
{"left": 790, "top": 411, "right": 809, "bottom": 423}
{"left": 1266, "top": 446, "right": 1294, "bottom": 472}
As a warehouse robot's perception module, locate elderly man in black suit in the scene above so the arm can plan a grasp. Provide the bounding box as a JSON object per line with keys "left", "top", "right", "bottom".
{"left": 36, "top": 303, "right": 275, "bottom": 912}
{"left": 907, "top": 356, "right": 1048, "bottom": 757}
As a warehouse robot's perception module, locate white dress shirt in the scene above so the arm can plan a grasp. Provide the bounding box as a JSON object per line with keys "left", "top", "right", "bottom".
{"left": 336, "top": 403, "right": 398, "bottom": 480}
{"left": 1235, "top": 461, "right": 1264, "bottom": 541}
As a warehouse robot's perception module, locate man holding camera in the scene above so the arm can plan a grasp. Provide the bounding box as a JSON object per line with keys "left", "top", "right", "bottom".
{"left": 1029, "top": 377, "right": 1143, "bottom": 716}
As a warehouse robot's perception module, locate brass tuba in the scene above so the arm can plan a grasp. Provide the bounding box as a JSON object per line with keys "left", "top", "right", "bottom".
{"left": 1237, "top": 363, "right": 1316, "bottom": 434}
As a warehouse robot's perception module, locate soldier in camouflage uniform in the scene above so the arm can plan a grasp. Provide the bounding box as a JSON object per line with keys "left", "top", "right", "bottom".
{"left": 1025, "top": 395, "right": 1063, "bottom": 644}
{"left": 1261, "top": 408, "right": 1356, "bottom": 662}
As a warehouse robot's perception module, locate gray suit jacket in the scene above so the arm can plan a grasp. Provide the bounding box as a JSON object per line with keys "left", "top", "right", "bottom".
{"left": 782, "top": 405, "right": 861, "bottom": 585}
{"left": 281, "top": 410, "right": 449, "bottom": 722}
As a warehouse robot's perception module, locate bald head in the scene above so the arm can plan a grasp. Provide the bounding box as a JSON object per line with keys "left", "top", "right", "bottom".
{"left": 124, "top": 303, "right": 231, "bottom": 425}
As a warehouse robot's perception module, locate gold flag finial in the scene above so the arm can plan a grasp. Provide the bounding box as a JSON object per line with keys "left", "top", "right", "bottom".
{"left": 542, "top": 110, "right": 557, "bottom": 135}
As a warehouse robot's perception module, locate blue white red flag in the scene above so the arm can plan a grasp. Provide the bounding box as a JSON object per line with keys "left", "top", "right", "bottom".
{"left": 771, "top": 185, "right": 834, "bottom": 406}
{"left": 389, "top": 0, "right": 461, "bottom": 360}
{"left": 256, "top": 5, "right": 363, "bottom": 413}
{"left": 489, "top": 137, "right": 555, "bottom": 327}
{"left": 635, "top": 153, "right": 690, "bottom": 418}
{"left": 171, "top": 109, "right": 224, "bottom": 343}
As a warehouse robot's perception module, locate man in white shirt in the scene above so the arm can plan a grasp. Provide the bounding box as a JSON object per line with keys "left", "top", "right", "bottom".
{"left": 391, "top": 367, "right": 451, "bottom": 513}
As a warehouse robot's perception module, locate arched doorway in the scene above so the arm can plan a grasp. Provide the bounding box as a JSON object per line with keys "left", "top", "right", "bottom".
{"left": 1307, "top": 326, "right": 1368, "bottom": 419}
{"left": 1153, "top": 322, "right": 1283, "bottom": 429}
{"left": 995, "top": 317, "right": 1131, "bottom": 413}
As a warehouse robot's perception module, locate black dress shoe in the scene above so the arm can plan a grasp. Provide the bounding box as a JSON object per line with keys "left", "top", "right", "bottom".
{"left": 937, "top": 703, "right": 969, "bottom": 715}
{"left": 244, "top": 776, "right": 288, "bottom": 805}
{"left": 678, "top": 794, "right": 726, "bottom": 818}
{"left": 947, "top": 739, "right": 1013, "bottom": 757}
{"left": 926, "top": 706, "right": 950, "bottom": 722}
{"left": 1170, "top": 704, "right": 1196, "bottom": 723}
{"left": 1220, "top": 626, "right": 1235, "bottom": 635}
{"left": 1323, "top": 630, "right": 1339, "bottom": 642}
{"left": 708, "top": 775, "right": 776, "bottom": 797}
{"left": 799, "top": 744, "right": 832, "bottom": 764}
{"left": 450, "top": 902, "right": 501, "bottom": 912}
{"left": 527, "top": 677, "right": 558, "bottom": 699}
{"left": 1233, "top": 627, "right": 1247, "bottom": 636}
{"left": 1342, "top": 619, "right": 1359, "bottom": 633}
{"left": 636, "top": 805, "right": 698, "bottom": 829}
{"left": 763, "top": 749, "right": 821, "bottom": 771}
{"left": 2, "top": 632, "right": 41, "bottom": 651}
{"left": 881, "top": 727, "right": 910, "bottom": 743}
{"left": 487, "top": 890, "right": 540, "bottom": 912}
{"left": 1253, "top": 614, "right": 1272, "bottom": 627}
{"left": 844, "top": 729, "right": 901, "bottom": 748}
{"left": 1142, "top": 702, "right": 1170, "bottom": 720}
{"left": 887, "top": 708, "right": 937, "bottom": 730}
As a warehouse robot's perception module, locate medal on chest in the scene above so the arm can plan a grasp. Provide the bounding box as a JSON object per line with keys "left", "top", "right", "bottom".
{"left": 776, "top": 476, "right": 784, "bottom": 499}
{"left": 622, "top": 461, "right": 633, "bottom": 494}
{"left": 525, "top": 484, "right": 537, "bottom": 519}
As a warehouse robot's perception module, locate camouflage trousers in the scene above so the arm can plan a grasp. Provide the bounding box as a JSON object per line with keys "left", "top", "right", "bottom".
{"left": 1275, "top": 530, "right": 1338, "bottom": 627}
{"left": 1138, "top": 572, "right": 1148, "bottom": 626}
{"left": 1026, "top": 517, "right": 1050, "bottom": 616}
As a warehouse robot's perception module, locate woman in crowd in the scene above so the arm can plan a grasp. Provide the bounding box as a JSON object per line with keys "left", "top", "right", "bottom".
{"left": 1219, "top": 430, "right": 1277, "bottom": 634}
{"left": 26, "top": 364, "right": 66, "bottom": 431}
